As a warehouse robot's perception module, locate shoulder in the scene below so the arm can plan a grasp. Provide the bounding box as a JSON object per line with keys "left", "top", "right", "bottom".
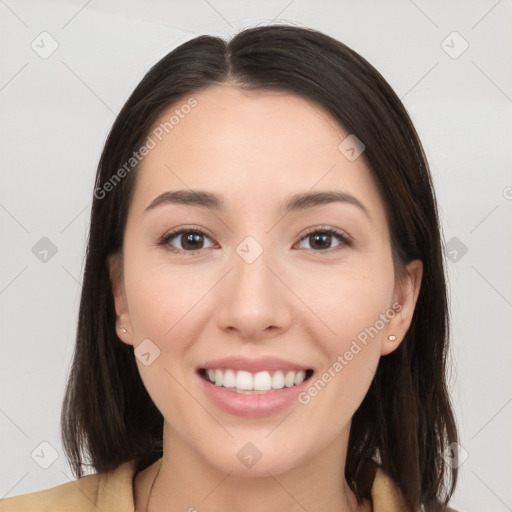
{"left": 0, "top": 473, "right": 102, "bottom": 512}
{"left": 0, "top": 461, "right": 136, "bottom": 512}
{"left": 371, "top": 467, "right": 462, "bottom": 512}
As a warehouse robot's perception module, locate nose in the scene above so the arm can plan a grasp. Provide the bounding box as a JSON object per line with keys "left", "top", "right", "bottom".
{"left": 215, "top": 248, "right": 292, "bottom": 340}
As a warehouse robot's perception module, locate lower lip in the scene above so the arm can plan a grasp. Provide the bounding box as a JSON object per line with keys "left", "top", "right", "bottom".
{"left": 198, "top": 372, "right": 312, "bottom": 418}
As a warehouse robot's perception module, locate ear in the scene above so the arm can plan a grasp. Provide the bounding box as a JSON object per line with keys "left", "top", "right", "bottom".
{"left": 107, "top": 252, "right": 134, "bottom": 346}
{"left": 381, "top": 259, "right": 423, "bottom": 356}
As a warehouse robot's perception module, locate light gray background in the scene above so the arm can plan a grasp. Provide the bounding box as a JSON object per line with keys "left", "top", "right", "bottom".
{"left": 1, "top": 1, "right": 511, "bottom": 510}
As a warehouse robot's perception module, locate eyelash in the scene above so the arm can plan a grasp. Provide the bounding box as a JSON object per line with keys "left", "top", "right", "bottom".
{"left": 157, "top": 225, "right": 352, "bottom": 256}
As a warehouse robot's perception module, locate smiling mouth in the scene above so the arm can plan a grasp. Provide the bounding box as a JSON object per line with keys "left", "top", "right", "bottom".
{"left": 198, "top": 368, "right": 314, "bottom": 394}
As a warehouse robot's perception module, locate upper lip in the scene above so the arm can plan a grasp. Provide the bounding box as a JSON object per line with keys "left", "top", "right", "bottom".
{"left": 198, "top": 356, "right": 312, "bottom": 373}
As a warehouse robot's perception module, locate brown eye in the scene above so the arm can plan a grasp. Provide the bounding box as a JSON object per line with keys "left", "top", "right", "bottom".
{"left": 297, "top": 229, "right": 351, "bottom": 252}
{"left": 160, "top": 229, "right": 215, "bottom": 253}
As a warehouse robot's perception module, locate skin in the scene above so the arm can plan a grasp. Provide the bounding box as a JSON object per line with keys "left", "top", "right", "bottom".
{"left": 109, "top": 85, "right": 422, "bottom": 512}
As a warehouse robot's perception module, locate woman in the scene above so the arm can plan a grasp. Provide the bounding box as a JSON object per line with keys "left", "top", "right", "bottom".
{"left": 0, "top": 25, "right": 459, "bottom": 511}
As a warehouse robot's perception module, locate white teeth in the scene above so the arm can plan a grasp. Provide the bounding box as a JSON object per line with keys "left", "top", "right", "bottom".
{"left": 253, "top": 371, "right": 272, "bottom": 391}
{"left": 271, "top": 371, "right": 285, "bottom": 389}
{"left": 294, "top": 370, "right": 306, "bottom": 386}
{"left": 204, "top": 368, "right": 308, "bottom": 391}
{"left": 223, "top": 369, "right": 236, "bottom": 388}
{"left": 284, "top": 371, "right": 296, "bottom": 388}
{"left": 236, "top": 370, "right": 253, "bottom": 390}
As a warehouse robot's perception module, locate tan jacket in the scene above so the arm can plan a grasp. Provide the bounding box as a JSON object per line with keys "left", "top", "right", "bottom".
{"left": 0, "top": 457, "right": 454, "bottom": 511}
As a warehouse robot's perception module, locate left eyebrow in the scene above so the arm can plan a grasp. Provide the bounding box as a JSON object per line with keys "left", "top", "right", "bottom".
{"left": 143, "top": 189, "right": 371, "bottom": 222}
{"left": 283, "top": 191, "right": 371, "bottom": 221}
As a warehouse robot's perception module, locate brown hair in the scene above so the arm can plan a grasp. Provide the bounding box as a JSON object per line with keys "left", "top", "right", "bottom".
{"left": 61, "top": 24, "right": 458, "bottom": 511}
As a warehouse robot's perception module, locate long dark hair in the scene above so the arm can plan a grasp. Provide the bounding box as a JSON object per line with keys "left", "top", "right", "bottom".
{"left": 60, "top": 24, "right": 458, "bottom": 511}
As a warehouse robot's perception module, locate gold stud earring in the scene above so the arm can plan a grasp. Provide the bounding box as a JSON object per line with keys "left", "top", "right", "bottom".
{"left": 388, "top": 335, "right": 397, "bottom": 341}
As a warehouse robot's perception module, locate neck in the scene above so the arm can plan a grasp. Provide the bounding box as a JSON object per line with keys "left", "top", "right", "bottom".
{"left": 136, "top": 422, "right": 369, "bottom": 512}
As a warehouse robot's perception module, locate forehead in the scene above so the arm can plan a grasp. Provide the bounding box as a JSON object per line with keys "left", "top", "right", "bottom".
{"left": 131, "top": 85, "right": 387, "bottom": 225}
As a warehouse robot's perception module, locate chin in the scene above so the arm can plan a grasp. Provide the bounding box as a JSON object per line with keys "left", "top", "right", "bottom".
{"left": 200, "top": 441, "right": 307, "bottom": 478}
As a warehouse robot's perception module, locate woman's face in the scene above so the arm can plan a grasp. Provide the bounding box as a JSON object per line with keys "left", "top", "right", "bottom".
{"left": 110, "top": 85, "right": 422, "bottom": 477}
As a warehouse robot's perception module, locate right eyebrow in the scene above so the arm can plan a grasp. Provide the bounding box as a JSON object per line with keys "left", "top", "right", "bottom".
{"left": 144, "top": 190, "right": 226, "bottom": 214}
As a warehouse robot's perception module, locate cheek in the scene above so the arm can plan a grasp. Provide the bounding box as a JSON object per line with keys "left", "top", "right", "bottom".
{"left": 122, "top": 250, "right": 213, "bottom": 403}
{"left": 293, "top": 279, "right": 390, "bottom": 446}
{"left": 292, "top": 257, "right": 395, "bottom": 346}
{"left": 291, "top": 258, "right": 394, "bottom": 403}
{"left": 121, "top": 250, "right": 208, "bottom": 432}
{"left": 123, "top": 249, "right": 210, "bottom": 340}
